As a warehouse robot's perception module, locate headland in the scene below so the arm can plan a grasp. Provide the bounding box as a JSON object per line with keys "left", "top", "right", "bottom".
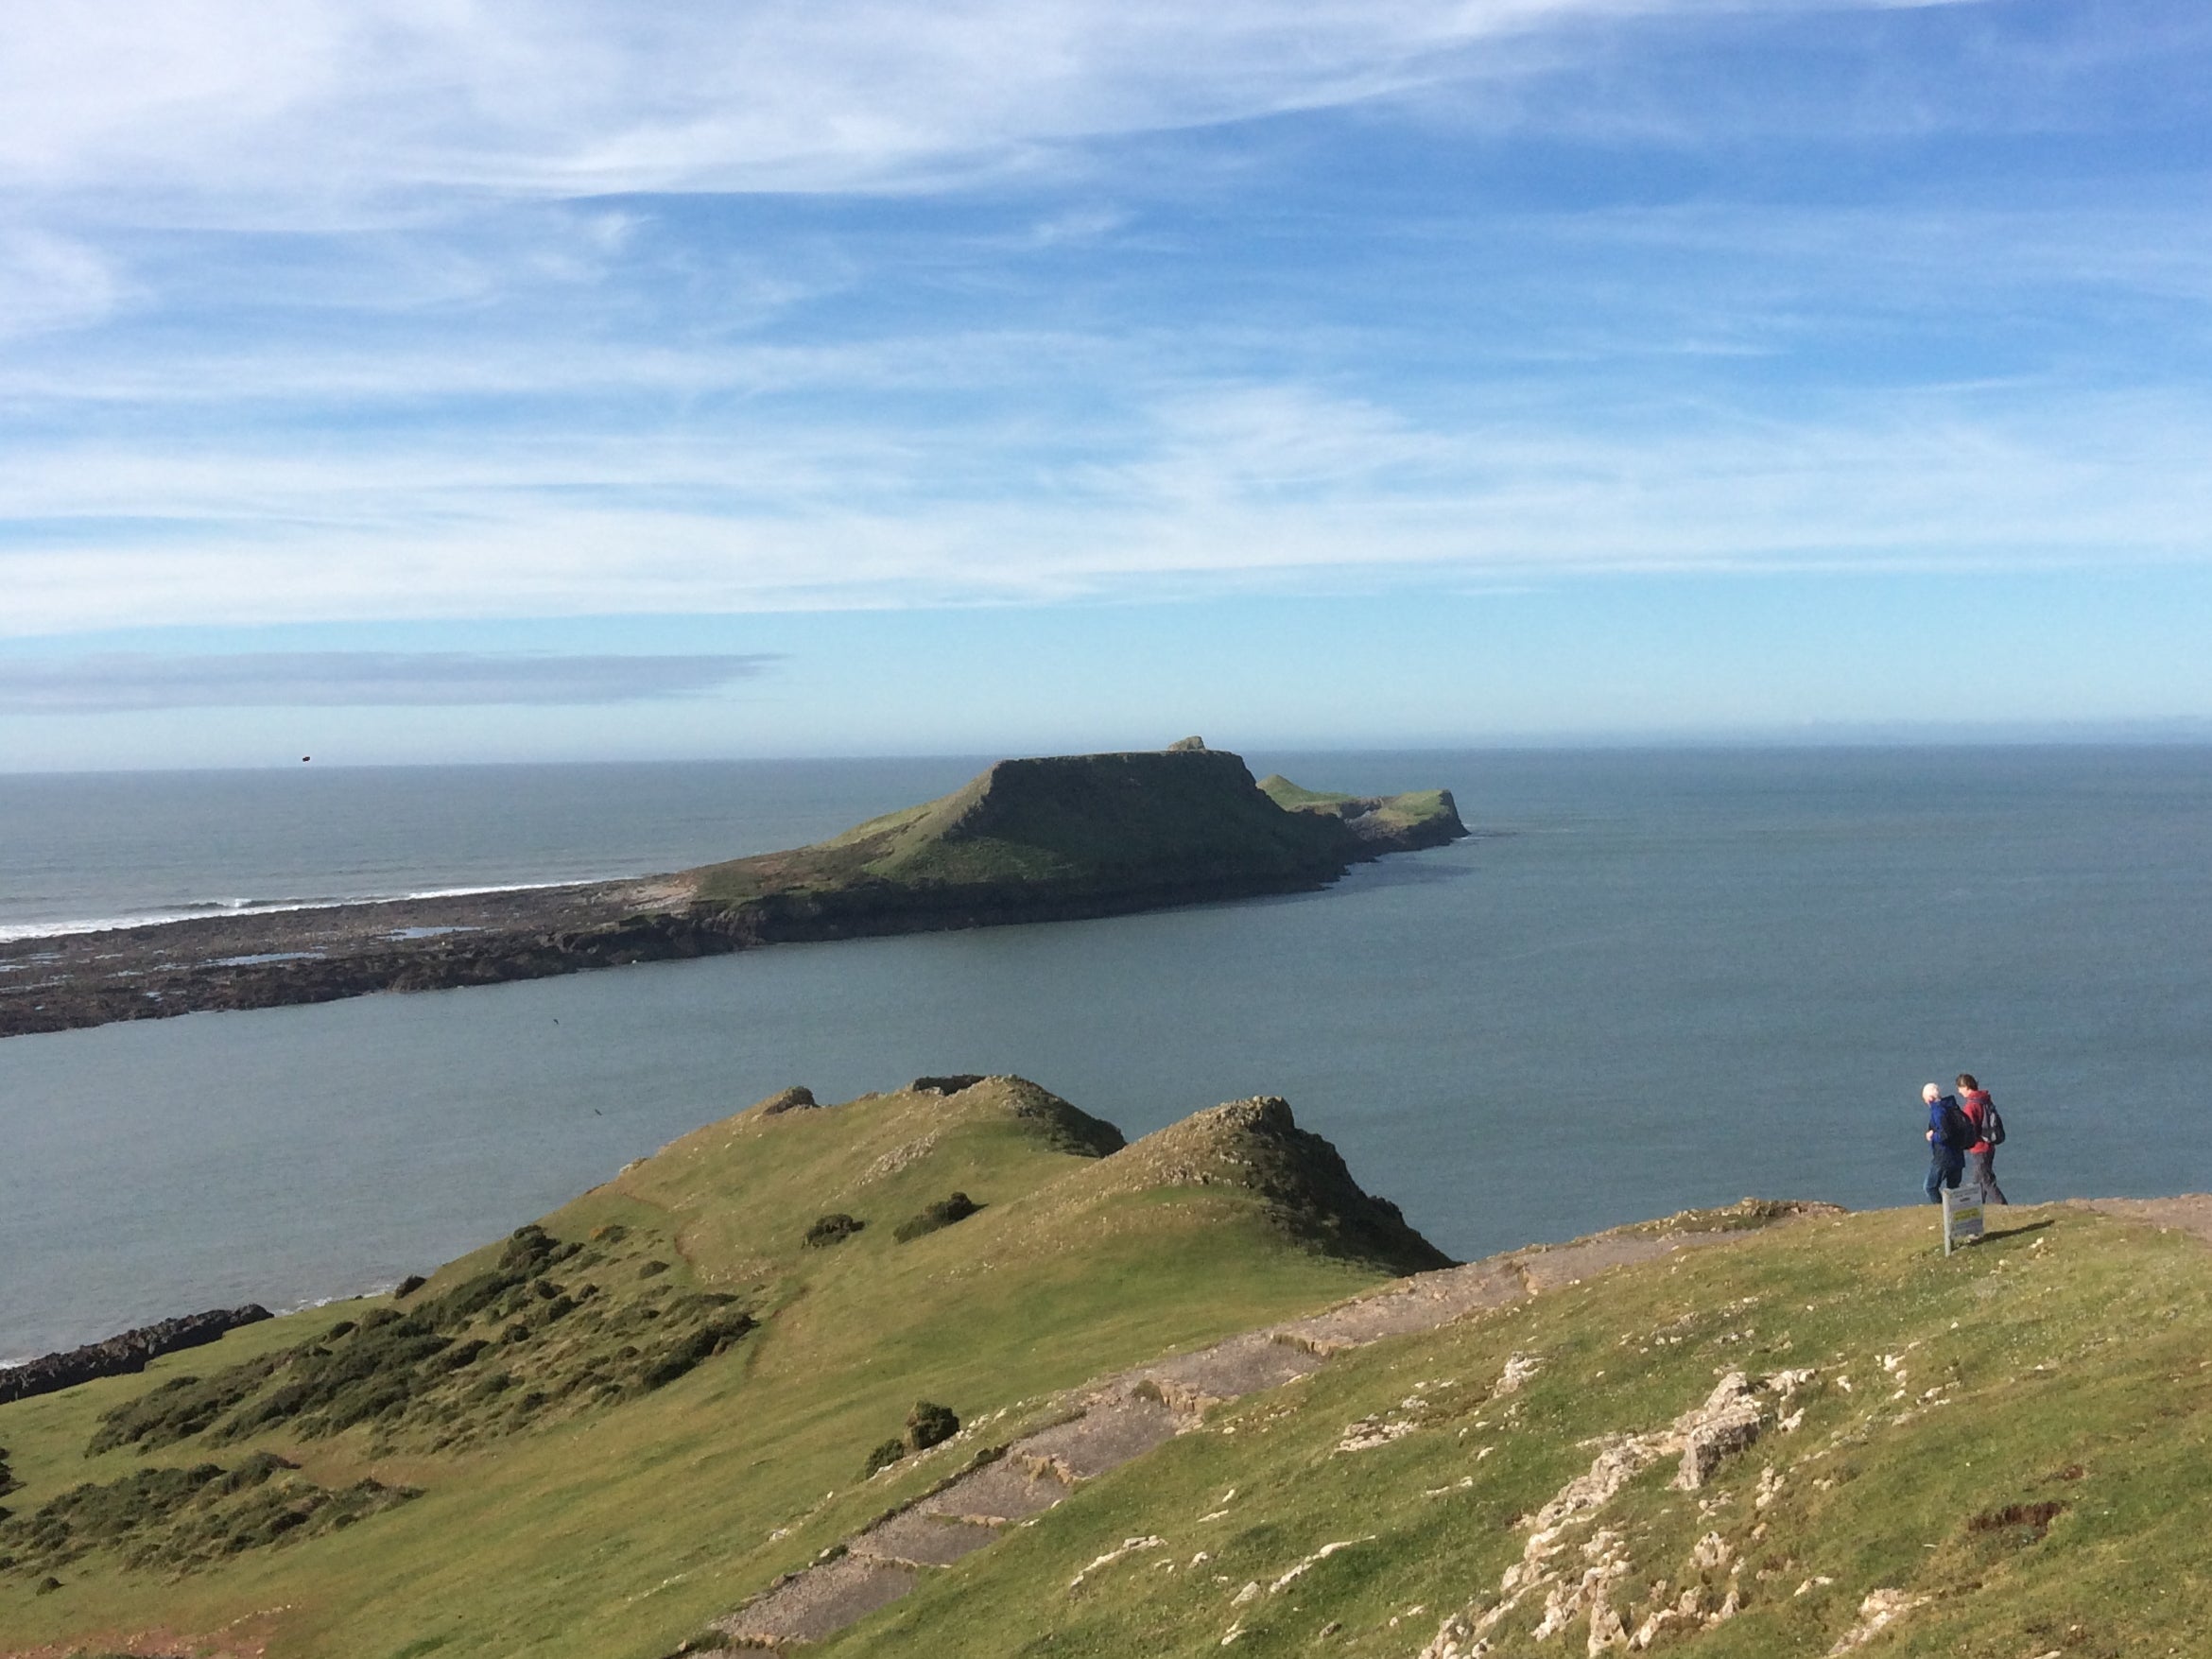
{"left": 4, "top": 1072, "right": 2203, "bottom": 1658}
{"left": 0, "top": 740, "right": 1464, "bottom": 1040}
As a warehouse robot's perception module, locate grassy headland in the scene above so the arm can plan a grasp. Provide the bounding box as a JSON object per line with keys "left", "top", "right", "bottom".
{"left": 5, "top": 1075, "right": 2207, "bottom": 1658}
{"left": 0, "top": 742, "right": 1467, "bottom": 1040}
{"left": 0, "top": 1077, "right": 1412, "bottom": 1656}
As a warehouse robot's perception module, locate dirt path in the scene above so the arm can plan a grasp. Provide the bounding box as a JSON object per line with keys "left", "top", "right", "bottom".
{"left": 716, "top": 1202, "right": 1832, "bottom": 1650}
{"left": 2075, "top": 1194, "right": 2212, "bottom": 1248}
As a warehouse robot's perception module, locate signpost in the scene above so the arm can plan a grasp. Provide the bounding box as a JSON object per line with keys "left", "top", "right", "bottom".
{"left": 1943, "top": 1184, "right": 1986, "bottom": 1255}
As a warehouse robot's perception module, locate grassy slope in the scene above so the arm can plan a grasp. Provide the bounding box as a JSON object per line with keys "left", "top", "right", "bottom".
{"left": 0, "top": 1080, "right": 1391, "bottom": 1659}
{"left": 1255, "top": 776, "right": 1462, "bottom": 844}
{"left": 828, "top": 1203, "right": 2211, "bottom": 1658}
{"left": 689, "top": 750, "right": 1351, "bottom": 906}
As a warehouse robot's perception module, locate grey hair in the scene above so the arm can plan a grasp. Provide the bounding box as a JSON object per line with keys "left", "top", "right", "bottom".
{"left": 1921, "top": 1082, "right": 1942, "bottom": 1101}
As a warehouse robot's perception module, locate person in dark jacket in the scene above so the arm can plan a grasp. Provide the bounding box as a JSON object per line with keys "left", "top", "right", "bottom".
{"left": 1957, "top": 1072, "right": 2008, "bottom": 1203}
{"left": 1922, "top": 1081, "right": 1966, "bottom": 1202}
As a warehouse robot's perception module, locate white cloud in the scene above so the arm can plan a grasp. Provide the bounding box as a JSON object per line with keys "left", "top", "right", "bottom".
{"left": 0, "top": 650, "right": 780, "bottom": 712}
{"left": 2, "top": 379, "right": 2206, "bottom": 635}
{"left": 0, "top": 229, "right": 121, "bottom": 337}
{"left": 0, "top": 0, "right": 1988, "bottom": 218}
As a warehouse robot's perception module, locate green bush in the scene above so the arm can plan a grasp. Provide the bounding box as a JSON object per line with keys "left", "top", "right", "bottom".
{"left": 804, "top": 1213, "right": 866, "bottom": 1248}
{"left": 892, "top": 1192, "right": 981, "bottom": 1242}
{"left": 905, "top": 1400, "right": 959, "bottom": 1452}
{"left": 636, "top": 1315, "right": 756, "bottom": 1391}
{"left": 861, "top": 1439, "right": 907, "bottom": 1478}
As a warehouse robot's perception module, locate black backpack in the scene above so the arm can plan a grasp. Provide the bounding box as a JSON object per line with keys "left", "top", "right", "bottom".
{"left": 1941, "top": 1098, "right": 1977, "bottom": 1153}
{"left": 1979, "top": 1099, "right": 2007, "bottom": 1148}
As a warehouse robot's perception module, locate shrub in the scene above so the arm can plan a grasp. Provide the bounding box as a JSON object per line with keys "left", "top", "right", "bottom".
{"left": 393, "top": 1274, "right": 427, "bottom": 1299}
{"left": 804, "top": 1214, "right": 865, "bottom": 1249}
{"left": 861, "top": 1439, "right": 907, "bottom": 1478}
{"left": 636, "top": 1315, "right": 755, "bottom": 1391}
{"left": 892, "top": 1193, "right": 981, "bottom": 1243}
{"left": 905, "top": 1401, "right": 959, "bottom": 1452}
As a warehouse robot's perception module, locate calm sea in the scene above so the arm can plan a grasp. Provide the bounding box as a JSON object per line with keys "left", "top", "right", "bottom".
{"left": 3, "top": 748, "right": 2207, "bottom": 1358}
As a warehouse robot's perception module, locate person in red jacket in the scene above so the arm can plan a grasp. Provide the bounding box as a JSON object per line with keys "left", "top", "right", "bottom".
{"left": 1957, "top": 1072, "right": 2008, "bottom": 1203}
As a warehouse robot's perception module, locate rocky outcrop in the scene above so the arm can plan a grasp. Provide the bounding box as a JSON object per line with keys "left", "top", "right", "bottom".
{"left": 0, "top": 1305, "right": 272, "bottom": 1406}
{"left": 1, "top": 743, "right": 1468, "bottom": 1041}
{"left": 1088, "top": 1095, "right": 1456, "bottom": 1276}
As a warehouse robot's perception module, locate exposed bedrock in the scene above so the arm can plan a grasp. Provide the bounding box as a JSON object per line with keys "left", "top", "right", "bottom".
{"left": 1, "top": 1305, "right": 273, "bottom": 1407}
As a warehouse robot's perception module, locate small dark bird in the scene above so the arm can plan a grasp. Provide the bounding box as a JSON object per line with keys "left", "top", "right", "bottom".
{"left": 301, "top": 755, "right": 311, "bottom": 763}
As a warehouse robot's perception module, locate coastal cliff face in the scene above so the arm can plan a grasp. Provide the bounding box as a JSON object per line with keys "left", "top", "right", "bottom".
{"left": 0, "top": 742, "right": 1467, "bottom": 1039}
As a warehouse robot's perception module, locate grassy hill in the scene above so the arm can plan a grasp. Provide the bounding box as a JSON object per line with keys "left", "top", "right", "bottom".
{"left": 1255, "top": 775, "right": 1466, "bottom": 853}
{"left": 7, "top": 1081, "right": 2204, "bottom": 1659}
{"left": 0, "top": 1079, "right": 1419, "bottom": 1658}
{"left": 687, "top": 742, "right": 1463, "bottom": 915}
{"left": 820, "top": 1202, "right": 2212, "bottom": 1659}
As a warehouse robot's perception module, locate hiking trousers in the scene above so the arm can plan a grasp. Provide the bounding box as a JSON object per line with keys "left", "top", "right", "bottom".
{"left": 1968, "top": 1150, "right": 2009, "bottom": 1204}
{"left": 1925, "top": 1153, "right": 1964, "bottom": 1204}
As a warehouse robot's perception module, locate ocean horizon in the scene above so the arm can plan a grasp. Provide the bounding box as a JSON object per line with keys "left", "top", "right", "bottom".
{"left": 4, "top": 743, "right": 2207, "bottom": 1361}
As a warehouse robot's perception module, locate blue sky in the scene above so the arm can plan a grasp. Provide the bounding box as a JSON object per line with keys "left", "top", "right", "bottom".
{"left": 2, "top": 1, "right": 2208, "bottom": 768}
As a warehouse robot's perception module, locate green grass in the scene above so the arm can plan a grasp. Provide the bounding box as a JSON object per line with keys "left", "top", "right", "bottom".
{"left": 1257, "top": 776, "right": 1464, "bottom": 845}
{"left": 689, "top": 748, "right": 1360, "bottom": 906}
{"left": 821, "top": 1204, "right": 2212, "bottom": 1658}
{"left": 14, "top": 1080, "right": 2195, "bottom": 1659}
{"left": 0, "top": 1078, "right": 1390, "bottom": 1658}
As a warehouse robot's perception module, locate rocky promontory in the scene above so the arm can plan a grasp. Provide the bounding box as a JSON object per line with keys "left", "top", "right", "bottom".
{"left": 0, "top": 740, "right": 1465, "bottom": 1040}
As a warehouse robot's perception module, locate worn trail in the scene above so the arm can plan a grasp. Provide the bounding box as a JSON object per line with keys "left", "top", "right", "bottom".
{"left": 717, "top": 1207, "right": 1819, "bottom": 1650}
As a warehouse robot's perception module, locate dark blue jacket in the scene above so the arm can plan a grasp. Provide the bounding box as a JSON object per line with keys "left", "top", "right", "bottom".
{"left": 1927, "top": 1095, "right": 1968, "bottom": 1159}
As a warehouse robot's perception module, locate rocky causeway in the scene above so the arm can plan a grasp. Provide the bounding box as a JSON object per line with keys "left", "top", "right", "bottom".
{"left": 0, "top": 743, "right": 1465, "bottom": 1041}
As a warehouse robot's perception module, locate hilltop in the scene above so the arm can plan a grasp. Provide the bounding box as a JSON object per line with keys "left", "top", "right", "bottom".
{"left": 0, "top": 1077, "right": 1432, "bottom": 1656}
{"left": 6, "top": 1078, "right": 2208, "bottom": 1659}
{"left": 0, "top": 741, "right": 1465, "bottom": 1039}
{"left": 686, "top": 739, "right": 1463, "bottom": 920}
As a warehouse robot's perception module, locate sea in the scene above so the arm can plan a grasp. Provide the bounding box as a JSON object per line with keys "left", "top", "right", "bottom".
{"left": 3, "top": 747, "right": 2208, "bottom": 1362}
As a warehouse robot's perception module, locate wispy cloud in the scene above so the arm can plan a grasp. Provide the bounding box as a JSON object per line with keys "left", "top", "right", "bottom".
{"left": 0, "top": 2, "right": 1996, "bottom": 218}
{"left": 3, "top": 377, "right": 2208, "bottom": 635}
{"left": 0, "top": 651, "right": 780, "bottom": 713}
{"left": 2, "top": 0, "right": 2205, "bottom": 662}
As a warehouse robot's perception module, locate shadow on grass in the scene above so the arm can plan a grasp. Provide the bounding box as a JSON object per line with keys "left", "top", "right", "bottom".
{"left": 1983, "top": 1219, "right": 2058, "bottom": 1243}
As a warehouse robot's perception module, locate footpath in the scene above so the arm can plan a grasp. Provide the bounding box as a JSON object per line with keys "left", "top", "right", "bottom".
{"left": 716, "top": 1202, "right": 1832, "bottom": 1650}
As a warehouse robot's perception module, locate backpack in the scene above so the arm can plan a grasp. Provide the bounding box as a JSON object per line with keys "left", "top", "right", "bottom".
{"left": 1940, "top": 1098, "right": 1977, "bottom": 1153}
{"left": 1979, "top": 1099, "right": 2007, "bottom": 1148}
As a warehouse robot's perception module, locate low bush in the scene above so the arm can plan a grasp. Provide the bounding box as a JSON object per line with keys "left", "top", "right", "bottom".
{"left": 905, "top": 1400, "right": 959, "bottom": 1452}
{"left": 804, "top": 1214, "right": 865, "bottom": 1248}
{"left": 861, "top": 1439, "right": 907, "bottom": 1478}
{"left": 636, "top": 1315, "right": 755, "bottom": 1391}
{"left": 892, "top": 1193, "right": 981, "bottom": 1242}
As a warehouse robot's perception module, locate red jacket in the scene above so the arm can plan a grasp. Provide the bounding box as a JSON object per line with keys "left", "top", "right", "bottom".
{"left": 1961, "top": 1089, "right": 1995, "bottom": 1156}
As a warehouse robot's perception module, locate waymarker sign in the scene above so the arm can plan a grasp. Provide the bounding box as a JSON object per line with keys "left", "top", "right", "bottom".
{"left": 1943, "top": 1184, "right": 1986, "bottom": 1255}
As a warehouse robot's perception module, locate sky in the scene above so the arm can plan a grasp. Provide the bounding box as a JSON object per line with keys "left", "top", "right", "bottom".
{"left": 1, "top": 0, "right": 2208, "bottom": 769}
